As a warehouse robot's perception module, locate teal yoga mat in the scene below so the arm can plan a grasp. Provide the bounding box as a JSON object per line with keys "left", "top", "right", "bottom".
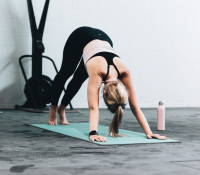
{"left": 29, "top": 123, "right": 180, "bottom": 145}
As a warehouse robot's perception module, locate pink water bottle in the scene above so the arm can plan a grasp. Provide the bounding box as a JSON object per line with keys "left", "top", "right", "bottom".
{"left": 157, "top": 101, "right": 165, "bottom": 130}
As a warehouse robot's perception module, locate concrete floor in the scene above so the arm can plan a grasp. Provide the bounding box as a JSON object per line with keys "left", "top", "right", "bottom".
{"left": 0, "top": 107, "right": 200, "bottom": 175}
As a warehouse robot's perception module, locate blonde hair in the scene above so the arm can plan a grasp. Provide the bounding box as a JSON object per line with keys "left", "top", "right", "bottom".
{"left": 103, "top": 80, "right": 129, "bottom": 137}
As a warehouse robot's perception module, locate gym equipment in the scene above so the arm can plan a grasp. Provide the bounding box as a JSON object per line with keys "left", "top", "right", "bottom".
{"left": 29, "top": 123, "right": 180, "bottom": 145}
{"left": 16, "top": 0, "right": 80, "bottom": 113}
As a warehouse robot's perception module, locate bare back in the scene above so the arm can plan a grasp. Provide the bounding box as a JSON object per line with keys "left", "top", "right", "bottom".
{"left": 83, "top": 39, "right": 129, "bottom": 81}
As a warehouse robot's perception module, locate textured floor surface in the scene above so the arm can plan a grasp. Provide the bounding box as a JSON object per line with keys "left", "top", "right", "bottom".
{"left": 0, "top": 108, "right": 200, "bottom": 175}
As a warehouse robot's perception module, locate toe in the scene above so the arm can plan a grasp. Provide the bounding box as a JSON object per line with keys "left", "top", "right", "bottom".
{"left": 60, "top": 121, "right": 69, "bottom": 125}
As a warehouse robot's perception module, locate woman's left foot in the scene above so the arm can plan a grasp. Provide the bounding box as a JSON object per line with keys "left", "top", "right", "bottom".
{"left": 58, "top": 104, "right": 70, "bottom": 125}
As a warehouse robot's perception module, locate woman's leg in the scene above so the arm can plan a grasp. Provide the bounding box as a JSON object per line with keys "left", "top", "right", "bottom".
{"left": 61, "top": 59, "right": 88, "bottom": 106}
{"left": 58, "top": 59, "right": 89, "bottom": 124}
{"left": 49, "top": 35, "right": 83, "bottom": 125}
{"left": 51, "top": 46, "right": 83, "bottom": 106}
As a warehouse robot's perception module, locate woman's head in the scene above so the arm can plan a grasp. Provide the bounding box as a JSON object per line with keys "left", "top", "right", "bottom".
{"left": 103, "top": 79, "right": 129, "bottom": 137}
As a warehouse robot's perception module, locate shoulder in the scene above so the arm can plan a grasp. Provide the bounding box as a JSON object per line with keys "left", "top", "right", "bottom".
{"left": 113, "top": 57, "right": 130, "bottom": 78}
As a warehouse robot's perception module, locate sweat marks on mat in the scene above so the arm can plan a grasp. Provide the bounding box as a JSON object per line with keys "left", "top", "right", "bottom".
{"left": 10, "top": 164, "right": 34, "bottom": 173}
{"left": 171, "top": 160, "right": 200, "bottom": 170}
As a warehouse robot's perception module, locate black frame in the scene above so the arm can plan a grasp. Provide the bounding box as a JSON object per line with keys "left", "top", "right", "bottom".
{"left": 19, "top": 55, "right": 73, "bottom": 110}
{"left": 16, "top": 0, "right": 73, "bottom": 110}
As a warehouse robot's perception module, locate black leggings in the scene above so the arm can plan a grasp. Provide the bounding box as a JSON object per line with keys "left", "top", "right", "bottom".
{"left": 50, "top": 26, "right": 113, "bottom": 106}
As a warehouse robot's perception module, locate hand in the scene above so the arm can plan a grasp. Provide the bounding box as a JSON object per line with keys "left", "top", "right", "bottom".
{"left": 90, "top": 135, "right": 106, "bottom": 142}
{"left": 146, "top": 133, "right": 168, "bottom": 140}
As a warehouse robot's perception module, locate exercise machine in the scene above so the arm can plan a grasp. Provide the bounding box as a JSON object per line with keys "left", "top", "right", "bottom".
{"left": 15, "top": 0, "right": 80, "bottom": 113}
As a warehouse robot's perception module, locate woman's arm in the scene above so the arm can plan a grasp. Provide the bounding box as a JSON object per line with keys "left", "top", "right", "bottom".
{"left": 121, "top": 70, "right": 168, "bottom": 140}
{"left": 87, "top": 72, "right": 102, "bottom": 132}
{"left": 87, "top": 72, "right": 106, "bottom": 142}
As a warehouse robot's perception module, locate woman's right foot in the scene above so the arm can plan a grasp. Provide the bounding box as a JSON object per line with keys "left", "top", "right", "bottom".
{"left": 48, "top": 105, "right": 58, "bottom": 125}
{"left": 58, "top": 104, "right": 70, "bottom": 125}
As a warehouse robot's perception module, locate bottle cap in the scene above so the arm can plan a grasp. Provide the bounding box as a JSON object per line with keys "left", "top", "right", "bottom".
{"left": 159, "top": 101, "right": 164, "bottom": 105}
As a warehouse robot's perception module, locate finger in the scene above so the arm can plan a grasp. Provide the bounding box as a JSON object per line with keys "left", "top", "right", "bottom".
{"left": 161, "top": 136, "right": 168, "bottom": 139}
{"left": 96, "top": 138, "right": 101, "bottom": 142}
{"left": 153, "top": 135, "right": 160, "bottom": 138}
{"left": 159, "top": 136, "right": 166, "bottom": 140}
{"left": 91, "top": 138, "right": 94, "bottom": 142}
{"left": 94, "top": 137, "right": 100, "bottom": 141}
{"left": 102, "top": 137, "right": 106, "bottom": 142}
{"left": 147, "top": 135, "right": 152, "bottom": 139}
{"left": 146, "top": 135, "right": 152, "bottom": 139}
{"left": 154, "top": 134, "right": 160, "bottom": 137}
{"left": 162, "top": 136, "right": 168, "bottom": 139}
{"left": 152, "top": 135, "right": 161, "bottom": 139}
{"left": 99, "top": 137, "right": 103, "bottom": 142}
{"left": 158, "top": 136, "right": 164, "bottom": 139}
{"left": 101, "top": 137, "right": 106, "bottom": 142}
{"left": 98, "top": 137, "right": 104, "bottom": 142}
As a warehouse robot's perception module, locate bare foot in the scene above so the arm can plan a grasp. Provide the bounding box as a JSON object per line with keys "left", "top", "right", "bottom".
{"left": 48, "top": 105, "right": 57, "bottom": 125}
{"left": 58, "top": 104, "right": 70, "bottom": 125}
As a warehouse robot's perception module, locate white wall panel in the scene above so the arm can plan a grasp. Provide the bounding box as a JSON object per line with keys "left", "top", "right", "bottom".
{"left": 0, "top": 0, "right": 199, "bottom": 108}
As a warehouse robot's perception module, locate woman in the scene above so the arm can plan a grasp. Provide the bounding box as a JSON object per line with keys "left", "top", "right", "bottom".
{"left": 48, "top": 26, "right": 168, "bottom": 142}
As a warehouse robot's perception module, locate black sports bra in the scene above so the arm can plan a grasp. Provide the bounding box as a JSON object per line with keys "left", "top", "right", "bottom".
{"left": 88, "top": 52, "right": 121, "bottom": 81}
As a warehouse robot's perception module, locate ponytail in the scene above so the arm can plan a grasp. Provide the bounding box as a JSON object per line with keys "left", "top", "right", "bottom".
{"left": 107, "top": 106, "right": 124, "bottom": 137}
{"left": 103, "top": 80, "right": 129, "bottom": 137}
